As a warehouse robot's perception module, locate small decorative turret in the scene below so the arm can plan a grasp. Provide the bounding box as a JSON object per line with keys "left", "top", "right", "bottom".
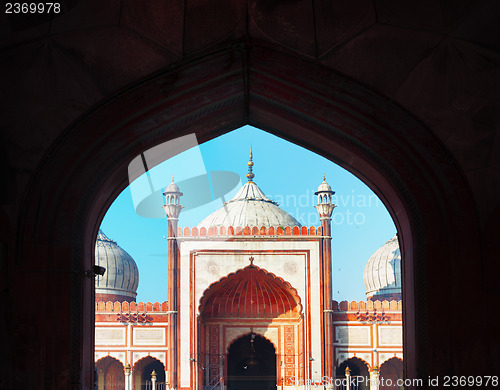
{"left": 162, "top": 176, "right": 183, "bottom": 220}
{"left": 246, "top": 147, "right": 255, "bottom": 182}
{"left": 314, "top": 174, "right": 336, "bottom": 219}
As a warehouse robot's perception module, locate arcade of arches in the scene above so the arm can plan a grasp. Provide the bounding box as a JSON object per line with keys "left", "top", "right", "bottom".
{"left": 2, "top": 1, "right": 500, "bottom": 389}
{"left": 336, "top": 357, "right": 404, "bottom": 390}
{"left": 95, "top": 356, "right": 165, "bottom": 390}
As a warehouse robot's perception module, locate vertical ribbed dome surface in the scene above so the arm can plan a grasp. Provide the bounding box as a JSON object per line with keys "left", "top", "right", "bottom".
{"left": 363, "top": 236, "right": 401, "bottom": 300}
{"left": 200, "top": 265, "right": 301, "bottom": 319}
{"left": 95, "top": 230, "right": 139, "bottom": 300}
{"left": 197, "top": 181, "right": 301, "bottom": 229}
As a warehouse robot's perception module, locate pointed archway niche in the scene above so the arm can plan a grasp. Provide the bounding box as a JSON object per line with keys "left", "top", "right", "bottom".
{"left": 95, "top": 356, "right": 125, "bottom": 390}
{"left": 133, "top": 356, "right": 166, "bottom": 390}
{"left": 198, "top": 264, "right": 302, "bottom": 388}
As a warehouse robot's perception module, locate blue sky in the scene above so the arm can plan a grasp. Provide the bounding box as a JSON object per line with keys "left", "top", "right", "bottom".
{"left": 100, "top": 125, "right": 396, "bottom": 303}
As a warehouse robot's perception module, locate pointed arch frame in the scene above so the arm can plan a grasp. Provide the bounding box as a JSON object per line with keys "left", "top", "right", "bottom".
{"left": 16, "top": 43, "right": 479, "bottom": 388}
{"left": 337, "top": 356, "right": 372, "bottom": 375}
{"left": 132, "top": 354, "right": 166, "bottom": 371}
{"left": 379, "top": 355, "right": 404, "bottom": 368}
{"left": 95, "top": 355, "right": 125, "bottom": 368}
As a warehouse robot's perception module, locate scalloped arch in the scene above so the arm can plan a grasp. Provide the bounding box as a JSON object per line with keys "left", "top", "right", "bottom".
{"left": 199, "top": 264, "right": 302, "bottom": 319}
{"left": 132, "top": 354, "right": 166, "bottom": 370}
{"left": 95, "top": 355, "right": 124, "bottom": 367}
{"left": 341, "top": 356, "right": 371, "bottom": 371}
{"left": 379, "top": 355, "right": 403, "bottom": 367}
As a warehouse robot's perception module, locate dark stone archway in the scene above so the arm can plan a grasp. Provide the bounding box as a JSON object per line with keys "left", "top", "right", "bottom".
{"left": 4, "top": 1, "right": 500, "bottom": 389}
{"left": 14, "top": 44, "right": 481, "bottom": 389}
{"left": 227, "top": 334, "right": 277, "bottom": 390}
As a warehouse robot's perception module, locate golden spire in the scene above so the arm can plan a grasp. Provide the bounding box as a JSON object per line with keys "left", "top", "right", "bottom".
{"left": 246, "top": 146, "right": 255, "bottom": 181}
{"left": 323, "top": 173, "right": 326, "bottom": 181}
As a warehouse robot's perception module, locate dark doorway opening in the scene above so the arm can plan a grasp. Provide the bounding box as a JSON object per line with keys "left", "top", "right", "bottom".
{"left": 227, "top": 333, "right": 277, "bottom": 390}
{"left": 134, "top": 356, "right": 165, "bottom": 390}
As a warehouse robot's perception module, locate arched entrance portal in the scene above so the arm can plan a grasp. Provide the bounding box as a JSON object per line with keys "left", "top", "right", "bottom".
{"left": 95, "top": 356, "right": 125, "bottom": 390}
{"left": 336, "top": 358, "right": 370, "bottom": 390}
{"left": 379, "top": 358, "right": 404, "bottom": 390}
{"left": 227, "top": 334, "right": 277, "bottom": 390}
{"left": 133, "top": 356, "right": 166, "bottom": 390}
{"left": 198, "top": 264, "right": 303, "bottom": 388}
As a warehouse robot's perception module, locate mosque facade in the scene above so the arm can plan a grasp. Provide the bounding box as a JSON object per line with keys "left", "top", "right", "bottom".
{"left": 94, "top": 156, "right": 403, "bottom": 390}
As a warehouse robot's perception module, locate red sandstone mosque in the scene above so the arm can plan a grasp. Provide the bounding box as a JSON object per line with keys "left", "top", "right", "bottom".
{"left": 94, "top": 155, "right": 403, "bottom": 390}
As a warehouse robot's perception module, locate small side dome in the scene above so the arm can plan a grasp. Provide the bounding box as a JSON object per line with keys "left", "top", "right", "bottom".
{"left": 363, "top": 236, "right": 401, "bottom": 301}
{"left": 95, "top": 230, "right": 139, "bottom": 302}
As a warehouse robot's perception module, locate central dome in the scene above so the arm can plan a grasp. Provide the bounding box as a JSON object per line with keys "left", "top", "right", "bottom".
{"left": 197, "top": 180, "right": 301, "bottom": 228}
{"left": 198, "top": 149, "right": 300, "bottom": 229}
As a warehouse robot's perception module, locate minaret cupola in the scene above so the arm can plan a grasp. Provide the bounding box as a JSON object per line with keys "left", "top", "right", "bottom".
{"left": 162, "top": 176, "right": 183, "bottom": 220}
{"left": 314, "top": 174, "right": 336, "bottom": 219}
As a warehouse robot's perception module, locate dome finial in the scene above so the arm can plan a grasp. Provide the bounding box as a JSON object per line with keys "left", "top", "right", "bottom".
{"left": 323, "top": 173, "right": 326, "bottom": 181}
{"left": 171, "top": 175, "right": 174, "bottom": 182}
{"left": 246, "top": 146, "right": 255, "bottom": 181}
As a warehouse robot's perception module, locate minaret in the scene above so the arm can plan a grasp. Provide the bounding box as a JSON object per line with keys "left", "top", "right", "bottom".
{"left": 314, "top": 175, "right": 336, "bottom": 384}
{"left": 163, "top": 177, "right": 183, "bottom": 389}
